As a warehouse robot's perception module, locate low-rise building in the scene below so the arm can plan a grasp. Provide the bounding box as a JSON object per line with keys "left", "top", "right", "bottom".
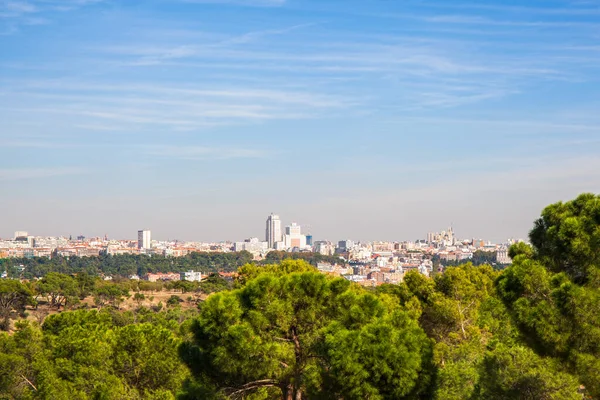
{"left": 181, "top": 270, "right": 202, "bottom": 282}
{"left": 144, "top": 272, "right": 180, "bottom": 282}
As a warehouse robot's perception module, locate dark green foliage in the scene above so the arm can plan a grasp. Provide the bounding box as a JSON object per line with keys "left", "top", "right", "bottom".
{"left": 507, "top": 242, "right": 533, "bottom": 260}
{"left": 0, "top": 309, "right": 191, "bottom": 400}
{"left": 528, "top": 193, "right": 600, "bottom": 283}
{"left": 0, "top": 279, "right": 33, "bottom": 331}
{"left": 235, "top": 259, "right": 317, "bottom": 286}
{"left": 171, "top": 280, "right": 196, "bottom": 294}
{"left": 36, "top": 272, "right": 79, "bottom": 309}
{"left": 167, "top": 295, "right": 184, "bottom": 307}
{"left": 262, "top": 250, "right": 345, "bottom": 266}
{"left": 395, "top": 264, "right": 580, "bottom": 400}
{"left": 181, "top": 261, "right": 432, "bottom": 399}
{"left": 197, "top": 273, "right": 231, "bottom": 294}
{"left": 478, "top": 344, "right": 580, "bottom": 400}
{"left": 321, "top": 311, "right": 433, "bottom": 399}
{"left": 113, "top": 324, "right": 188, "bottom": 393}
{"left": 134, "top": 292, "right": 146, "bottom": 306}
{"left": 93, "top": 282, "right": 130, "bottom": 309}
{"left": 498, "top": 193, "right": 600, "bottom": 398}
{"left": 1, "top": 251, "right": 254, "bottom": 279}
{"left": 439, "top": 250, "right": 504, "bottom": 268}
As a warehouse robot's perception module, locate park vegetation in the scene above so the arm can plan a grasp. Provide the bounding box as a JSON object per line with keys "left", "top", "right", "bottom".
{"left": 1, "top": 193, "right": 599, "bottom": 399}
{"left": 0, "top": 251, "right": 256, "bottom": 280}
{"left": 0, "top": 251, "right": 345, "bottom": 281}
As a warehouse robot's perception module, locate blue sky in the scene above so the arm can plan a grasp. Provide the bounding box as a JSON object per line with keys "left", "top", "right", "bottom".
{"left": 1, "top": 0, "right": 600, "bottom": 242}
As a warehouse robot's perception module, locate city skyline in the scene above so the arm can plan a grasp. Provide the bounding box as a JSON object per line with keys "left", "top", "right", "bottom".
{"left": 1, "top": 215, "right": 523, "bottom": 244}
{"left": 0, "top": 220, "right": 515, "bottom": 266}
{"left": 2, "top": 0, "right": 599, "bottom": 242}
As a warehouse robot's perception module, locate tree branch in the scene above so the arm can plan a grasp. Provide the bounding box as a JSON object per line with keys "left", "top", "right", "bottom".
{"left": 225, "top": 379, "right": 280, "bottom": 398}
{"left": 21, "top": 374, "right": 37, "bottom": 391}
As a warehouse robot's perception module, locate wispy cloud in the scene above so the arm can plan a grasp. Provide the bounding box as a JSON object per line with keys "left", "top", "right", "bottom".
{"left": 382, "top": 116, "right": 600, "bottom": 134}
{"left": 2, "top": 80, "right": 353, "bottom": 131}
{"left": 1, "top": 141, "right": 267, "bottom": 161}
{"left": 180, "top": 0, "right": 285, "bottom": 7}
{"left": 103, "top": 23, "right": 317, "bottom": 65}
{"left": 1, "top": 140, "right": 80, "bottom": 148}
{"left": 144, "top": 145, "right": 265, "bottom": 160}
{"left": 219, "top": 23, "right": 316, "bottom": 45}
{"left": 0, "top": 167, "right": 87, "bottom": 181}
{"left": 408, "top": 2, "right": 600, "bottom": 16}
{"left": 0, "top": 0, "right": 103, "bottom": 33}
{"left": 424, "top": 14, "right": 600, "bottom": 28}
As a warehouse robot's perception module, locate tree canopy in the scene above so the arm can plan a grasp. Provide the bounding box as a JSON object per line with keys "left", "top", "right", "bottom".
{"left": 498, "top": 193, "right": 600, "bottom": 398}
{"left": 181, "top": 261, "right": 432, "bottom": 400}
{"left": 0, "top": 279, "right": 33, "bottom": 331}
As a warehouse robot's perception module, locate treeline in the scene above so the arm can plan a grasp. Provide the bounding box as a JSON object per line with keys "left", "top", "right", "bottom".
{"left": 0, "top": 251, "right": 255, "bottom": 279}
{"left": 261, "top": 250, "right": 345, "bottom": 266}
{"left": 0, "top": 251, "right": 346, "bottom": 280}
{"left": 437, "top": 250, "right": 505, "bottom": 268}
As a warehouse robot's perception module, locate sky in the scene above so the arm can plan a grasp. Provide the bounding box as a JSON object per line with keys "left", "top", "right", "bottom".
{"left": 1, "top": 0, "right": 600, "bottom": 243}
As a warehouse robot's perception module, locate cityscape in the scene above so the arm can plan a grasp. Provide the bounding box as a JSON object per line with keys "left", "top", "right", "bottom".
{"left": 1, "top": 213, "right": 516, "bottom": 284}
{"left": 3, "top": 0, "right": 599, "bottom": 396}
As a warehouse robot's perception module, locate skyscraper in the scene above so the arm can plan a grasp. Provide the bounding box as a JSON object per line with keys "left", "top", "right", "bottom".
{"left": 265, "top": 214, "right": 282, "bottom": 249}
{"left": 138, "top": 230, "right": 152, "bottom": 250}
{"left": 284, "top": 222, "right": 307, "bottom": 249}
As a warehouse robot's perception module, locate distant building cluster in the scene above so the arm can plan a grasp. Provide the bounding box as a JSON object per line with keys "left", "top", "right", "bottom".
{"left": 233, "top": 214, "right": 313, "bottom": 257}
{"left": 265, "top": 214, "right": 310, "bottom": 251}
{"left": 1, "top": 219, "right": 522, "bottom": 285}
{"left": 0, "top": 230, "right": 232, "bottom": 259}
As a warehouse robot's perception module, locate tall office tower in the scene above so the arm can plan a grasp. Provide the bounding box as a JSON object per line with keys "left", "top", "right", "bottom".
{"left": 265, "top": 214, "right": 282, "bottom": 249}
{"left": 284, "top": 222, "right": 306, "bottom": 249}
{"left": 138, "top": 230, "right": 152, "bottom": 250}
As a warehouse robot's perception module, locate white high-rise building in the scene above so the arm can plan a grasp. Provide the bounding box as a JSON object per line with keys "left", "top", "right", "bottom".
{"left": 138, "top": 230, "right": 152, "bottom": 250}
{"left": 266, "top": 214, "right": 282, "bottom": 249}
{"left": 284, "top": 222, "right": 307, "bottom": 249}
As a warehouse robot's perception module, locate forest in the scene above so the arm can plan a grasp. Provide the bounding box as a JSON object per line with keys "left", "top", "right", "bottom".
{"left": 0, "top": 251, "right": 345, "bottom": 280}
{"left": 0, "top": 251, "right": 256, "bottom": 279}
{"left": 1, "top": 193, "right": 600, "bottom": 399}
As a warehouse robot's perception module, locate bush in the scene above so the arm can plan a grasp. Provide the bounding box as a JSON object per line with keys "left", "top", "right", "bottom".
{"left": 166, "top": 295, "right": 183, "bottom": 308}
